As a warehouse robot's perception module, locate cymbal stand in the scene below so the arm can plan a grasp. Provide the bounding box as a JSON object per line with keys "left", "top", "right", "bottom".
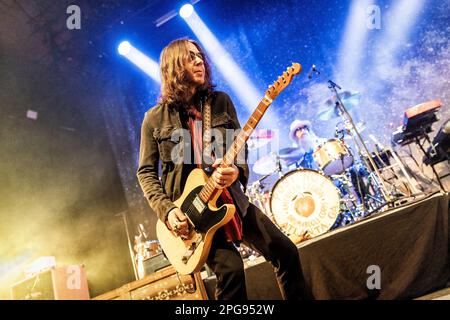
{"left": 274, "top": 154, "right": 285, "bottom": 178}
{"left": 246, "top": 170, "right": 281, "bottom": 228}
{"left": 327, "top": 80, "right": 393, "bottom": 206}
{"left": 333, "top": 171, "right": 360, "bottom": 221}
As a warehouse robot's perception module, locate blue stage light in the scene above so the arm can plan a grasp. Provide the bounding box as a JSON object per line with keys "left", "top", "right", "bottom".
{"left": 117, "top": 41, "right": 160, "bottom": 83}
{"left": 118, "top": 41, "right": 132, "bottom": 56}
{"left": 179, "top": 4, "right": 194, "bottom": 19}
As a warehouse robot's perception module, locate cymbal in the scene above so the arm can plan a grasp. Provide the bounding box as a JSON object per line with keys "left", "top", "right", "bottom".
{"left": 253, "top": 147, "right": 304, "bottom": 175}
{"left": 247, "top": 129, "right": 275, "bottom": 150}
{"left": 317, "top": 91, "right": 362, "bottom": 121}
{"left": 253, "top": 153, "right": 287, "bottom": 175}
{"left": 278, "top": 147, "right": 305, "bottom": 163}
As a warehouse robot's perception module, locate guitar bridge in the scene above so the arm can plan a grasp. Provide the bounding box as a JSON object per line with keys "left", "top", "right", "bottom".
{"left": 181, "top": 234, "right": 203, "bottom": 264}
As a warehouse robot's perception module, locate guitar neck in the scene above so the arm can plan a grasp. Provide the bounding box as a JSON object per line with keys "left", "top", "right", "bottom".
{"left": 198, "top": 98, "right": 273, "bottom": 203}
{"left": 196, "top": 62, "right": 302, "bottom": 203}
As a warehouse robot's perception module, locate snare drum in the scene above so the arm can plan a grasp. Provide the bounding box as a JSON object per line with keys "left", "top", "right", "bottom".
{"left": 270, "top": 169, "right": 341, "bottom": 241}
{"left": 313, "top": 139, "right": 353, "bottom": 175}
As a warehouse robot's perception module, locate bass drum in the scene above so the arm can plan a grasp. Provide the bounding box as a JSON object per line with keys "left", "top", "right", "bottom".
{"left": 270, "top": 169, "right": 341, "bottom": 241}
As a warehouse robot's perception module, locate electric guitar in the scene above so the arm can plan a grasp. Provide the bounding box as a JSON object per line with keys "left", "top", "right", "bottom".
{"left": 156, "top": 63, "right": 302, "bottom": 275}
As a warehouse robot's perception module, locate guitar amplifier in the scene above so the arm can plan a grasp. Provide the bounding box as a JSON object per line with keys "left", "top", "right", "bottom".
{"left": 137, "top": 253, "right": 171, "bottom": 279}
{"left": 10, "top": 265, "right": 90, "bottom": 300}
{"left": 93, "top": 266, "right": 207, "bottom": 300}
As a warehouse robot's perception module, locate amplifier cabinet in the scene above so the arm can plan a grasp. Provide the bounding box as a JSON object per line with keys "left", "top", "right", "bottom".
{"left": 93, "top": 266, "right": 207, "bottom": 300}
{"left": 10, "top": 265, "right": 90, "bottom": 300}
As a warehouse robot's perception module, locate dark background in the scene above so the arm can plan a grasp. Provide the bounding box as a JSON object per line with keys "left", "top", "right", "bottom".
{"left": 0, "top": 0, "right": 448, "bottom": 298}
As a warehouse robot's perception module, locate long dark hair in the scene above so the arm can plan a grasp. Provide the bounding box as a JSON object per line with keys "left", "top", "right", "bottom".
{"left": 159, "top": 38, "right": 214, "bottom": 105}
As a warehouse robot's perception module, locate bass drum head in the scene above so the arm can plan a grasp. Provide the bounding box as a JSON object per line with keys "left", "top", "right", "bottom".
{"left": 270, "top": 169, "right": 340, "bottom": 239}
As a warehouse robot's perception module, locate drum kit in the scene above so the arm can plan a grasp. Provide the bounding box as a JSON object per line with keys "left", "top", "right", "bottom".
{"left": 247, "top": 87, "right": 398, "bottom": 244}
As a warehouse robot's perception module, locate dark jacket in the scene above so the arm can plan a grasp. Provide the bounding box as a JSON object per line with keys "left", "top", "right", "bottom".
{"left": 137, "top": 91, "right": 250, "bottom": 223}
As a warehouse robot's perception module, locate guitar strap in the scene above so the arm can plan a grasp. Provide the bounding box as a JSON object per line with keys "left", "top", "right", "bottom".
{"left": 201, "top": 96, "right": 243, "bottom": 243}
{"left": 201, "top": 97, "right": 213, "bottom": 170}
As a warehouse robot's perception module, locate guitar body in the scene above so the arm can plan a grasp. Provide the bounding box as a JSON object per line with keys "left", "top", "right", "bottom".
{"left": 156, "top": 168, "right": 236, "bottom": 275}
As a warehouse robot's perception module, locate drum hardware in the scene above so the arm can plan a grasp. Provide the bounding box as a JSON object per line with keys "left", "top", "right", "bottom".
{"left": 380, "top": 150, "right": 425, "bottom": 198}
{"left": 246, "top": 172, "right": 281, "bottom": 226}
{"left": 361, "top": 172, "right": 388, "bottom": 210}
{"left": 334, "top": 122, "right": 348, "bottom": 140}
{"left": 278, "top": 147, "right": 306, "bottom": 166}
{"left": 309, "top": 65, "right": 391, "bottom": 205}
{"left": 364, "top": 146, "right": 391, "bottom": 171}
{"left": 331, "top": 211, "right": 356, "bottom": 229}
{"left": 336, "top": 121, "right": 367, "bottom": 140}
{"left": 317, "top": 91, "right": 362, "bottom": 121}
{"left": 252, "top": 147, "right": 305, "bottom": 176}
{"left": 323, "top": 79, "right": 392, "bottom": 206}
{"left": 331, "top": 166, "right": 370, "bottom": 220}
{"left": 253, "top": 152, "right": 287, "bottom": 176}
{"left": 369, "top": 135, "right": 423, "bottom": 196}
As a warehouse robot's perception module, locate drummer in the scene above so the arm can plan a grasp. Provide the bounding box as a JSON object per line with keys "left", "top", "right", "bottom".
{"left": 289, "top": 119, "right": 326, "bottom": 170}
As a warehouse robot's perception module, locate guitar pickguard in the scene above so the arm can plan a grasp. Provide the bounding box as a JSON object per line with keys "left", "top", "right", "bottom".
{"left": 180, "top": 186, "right": 228, "bottom": 233}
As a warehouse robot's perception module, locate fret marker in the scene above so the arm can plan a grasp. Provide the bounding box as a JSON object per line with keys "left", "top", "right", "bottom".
{"left": 264, "top": 95, "right": 273, "bottom": 103}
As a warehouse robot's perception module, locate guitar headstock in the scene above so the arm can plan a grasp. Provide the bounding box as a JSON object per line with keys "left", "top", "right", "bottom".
{"left": 266, "top": 63, "right": 302, "bottom": 100}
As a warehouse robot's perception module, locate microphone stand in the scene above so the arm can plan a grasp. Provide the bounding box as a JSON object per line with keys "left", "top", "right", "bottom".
{"left": 326, "top": 80, "right": 393, "bottom": 207}
{"left": 117, "top": 210, "right": 139, "bottom": 281}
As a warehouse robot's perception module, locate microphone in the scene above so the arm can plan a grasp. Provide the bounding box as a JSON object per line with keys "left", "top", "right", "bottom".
{"left": 327, "top": 79, "right": 341, "bottom": 90}
{"left": 308, "top": 64, "right": 320, "bottom": 79}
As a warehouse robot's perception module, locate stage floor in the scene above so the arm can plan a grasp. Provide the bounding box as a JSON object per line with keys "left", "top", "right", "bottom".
{"left": 205, "top": 192, "right": 450, "bottom": 299}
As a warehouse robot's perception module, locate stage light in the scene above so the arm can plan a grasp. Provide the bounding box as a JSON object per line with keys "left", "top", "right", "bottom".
{"left": 118, "top": 41, "right": 131, "bottom": 56}
{"left": 25, "top": 256, "right": 57, "bottom": 278}
{"left": 118, "top": 41, "right": 161, "bottom": 83}
{"left": 179, "top": 4, "right": 194, "bottom": 18}
{"left": 335, "top": 0, "right": 371, "bottom": 88}
{"left": 181, "top": 10, "right": 279, "bottom": 129}
{"left": 0, "top": 252, "right": 33, "bottom": 283}
{"left": 374, "top": 0, "right": 425, "bottom": 79}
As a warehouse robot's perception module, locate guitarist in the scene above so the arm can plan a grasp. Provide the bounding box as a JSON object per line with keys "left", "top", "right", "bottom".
{"left": 137, "top": 38, "right": 307, "bottom": 300}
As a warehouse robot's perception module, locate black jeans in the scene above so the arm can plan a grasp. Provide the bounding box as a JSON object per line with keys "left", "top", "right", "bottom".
{"left": 206, "top": 203, "right": 306, "bottom": 300}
